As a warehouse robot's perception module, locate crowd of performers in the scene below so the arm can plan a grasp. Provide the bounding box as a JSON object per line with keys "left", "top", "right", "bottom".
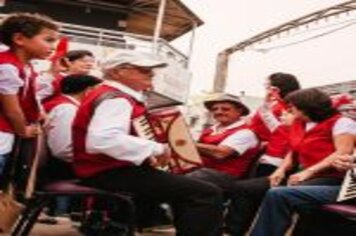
{"left": 0, "top": 12, "right": 356, "bottom": 236}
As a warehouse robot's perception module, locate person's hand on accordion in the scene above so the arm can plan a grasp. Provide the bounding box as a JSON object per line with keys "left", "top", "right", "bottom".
{"left": 149, "top": 144, "right": 172, "bottom": 168}
{"left": 332, "top": 154, "right": 356, "bottom": 172}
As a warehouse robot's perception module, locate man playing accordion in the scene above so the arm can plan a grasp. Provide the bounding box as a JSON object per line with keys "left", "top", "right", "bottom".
{"left": 71, "top": 51, "right": 224, "bottom": 236}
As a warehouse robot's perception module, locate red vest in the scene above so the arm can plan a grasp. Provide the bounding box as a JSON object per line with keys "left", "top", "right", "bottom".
{"left": 250, "top": 102, "right": 290, "bottom": 159}
{"left": 72, "top": 84, "right": 146, "bottom": 178}
{"left": 264, "top": 125, "right": 290, "bottom": 158}
{"left": 290, "top": 114, "right": 342, "bottom": 178}
{"left": 43, "top": 94, "right": 77, "bottom": 114}
{"left": 0, "top": 51, "right": 40, "bottom": 133}
{"left": 199, "top": 124, "right": 260, "bottom": 177}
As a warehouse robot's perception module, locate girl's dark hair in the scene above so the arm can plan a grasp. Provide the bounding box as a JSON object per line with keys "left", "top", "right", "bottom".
{"left": 61, "top": 74, "right": 101, "bottom": 94}
{"left": 285, "top": 88, "right": 338, "bottom": 122}
{"left": 0, "top": 12, "right": 58, "bottom": 46}
{"left": 64, "top": 50, "right": 94, "bottom": 62}
{"left": 268, "top": 72, "right": 301, "bottom": 98}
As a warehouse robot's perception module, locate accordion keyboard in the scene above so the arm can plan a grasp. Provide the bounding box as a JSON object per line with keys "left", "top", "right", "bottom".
{"left": 344, "top": 169, "right": 356, "bottom": 200}
{"left": 133, "top": 115, "right": 155, "bottom": 141}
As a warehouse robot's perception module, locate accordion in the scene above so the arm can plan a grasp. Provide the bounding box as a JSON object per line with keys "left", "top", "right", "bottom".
{"left": 337, "top": 157, "right": 356, "bottom": 202}
{"left": 133, "top": 108, "right": 202, "bottom": 174}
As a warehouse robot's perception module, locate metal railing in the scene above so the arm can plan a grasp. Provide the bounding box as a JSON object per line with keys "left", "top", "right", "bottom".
{"left": 0, "top": 13, "right": 188, "bottom": 67}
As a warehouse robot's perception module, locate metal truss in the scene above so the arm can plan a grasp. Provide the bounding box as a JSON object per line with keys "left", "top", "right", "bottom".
{"left": 213, "top": 0, "right": 356, "bottom": 92}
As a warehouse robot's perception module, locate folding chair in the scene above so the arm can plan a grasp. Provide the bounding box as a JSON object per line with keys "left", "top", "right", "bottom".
{"left": 11, "top": 138, "right": 136, "bottom": 236}
{"left": 321, "top": 203, "right": 356, "bottom": 221}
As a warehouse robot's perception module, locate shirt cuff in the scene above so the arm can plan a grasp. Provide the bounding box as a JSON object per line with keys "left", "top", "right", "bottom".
{"left": 152, "top": 142, "right": 165, "bottom": 156}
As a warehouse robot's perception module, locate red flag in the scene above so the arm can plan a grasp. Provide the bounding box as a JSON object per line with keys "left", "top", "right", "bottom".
{"left": 50, "top": 36, "right": 69, "bottom": 62}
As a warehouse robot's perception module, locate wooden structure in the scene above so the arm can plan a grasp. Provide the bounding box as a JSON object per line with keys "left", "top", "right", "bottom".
{"left": 0, "top": 0, "right": 203, "bottom": 41}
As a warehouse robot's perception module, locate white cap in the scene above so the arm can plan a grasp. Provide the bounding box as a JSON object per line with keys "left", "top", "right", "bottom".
{"left": 101, "top": 51, "right": 167, "bottom": 71}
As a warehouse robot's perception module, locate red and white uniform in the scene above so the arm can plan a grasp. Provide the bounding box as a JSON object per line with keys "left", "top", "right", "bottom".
{"left": 43, "top": 94, "right": 79, "bottom": 162}
{"left": 290, "top": 114, "right": 356, "bottom": 178}
{"left": 199, "top": 120, "right": 259, "bottom": 177}
{"left": 72, "top": 80, "right": 165, "bottom": 178}
{"left": 0, "top": 50, "right": 40, "bottom": 154}
{"left": 250, "top": 101, "right": 290, "bottom": 166}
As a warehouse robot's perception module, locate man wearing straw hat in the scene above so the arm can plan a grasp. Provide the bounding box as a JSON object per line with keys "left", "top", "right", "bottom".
{"left": 189, "top": 93, "right": 259, "bottom": 180}
{"left": 187, "top": 93, "right": 260, "bottom": 233}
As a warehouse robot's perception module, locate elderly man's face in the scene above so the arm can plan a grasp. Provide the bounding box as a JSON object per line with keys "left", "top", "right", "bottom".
{"left": 111, "top": 64, "right": 155, "bottom": 91}
{"left": 210, "top": 102, "right": 242, "bottom": 126}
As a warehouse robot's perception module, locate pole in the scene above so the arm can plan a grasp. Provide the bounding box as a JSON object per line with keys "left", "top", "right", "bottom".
{"left": 152, "top": 0, "right": 167, "bottom": 54}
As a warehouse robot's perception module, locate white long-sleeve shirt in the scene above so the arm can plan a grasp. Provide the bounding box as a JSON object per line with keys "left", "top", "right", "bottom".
{"left": 46, "top": 95, "right": 79, "bottom": 162}
{"left": 86, "top": 80, "right": 165, "bottom": 165}
{"left": 209, "top": 120, "right": 259, "bottom": 155}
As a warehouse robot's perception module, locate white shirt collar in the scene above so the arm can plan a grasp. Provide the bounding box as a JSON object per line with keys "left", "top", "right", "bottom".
{"left": 103, "top": 80, "right": 145, "bottom": 102}
{"left": 211, "top": 119, "right": 246, "bottom": 134}
{"left": 305, "top": 121, "right": 317, "bottom": 131}
{"left": 63, "top": 95, "right": 80, "bottom": 106}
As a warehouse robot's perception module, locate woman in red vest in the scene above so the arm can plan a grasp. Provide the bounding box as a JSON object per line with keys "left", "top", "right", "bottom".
{"left": 227, "top": 72, "right": 300, "bottom": 236}
{"left": 251, "top": 88, "right": 356, "bottom": 236}
{"left": 37, "top": 49, "right": 95, "bottom": 102}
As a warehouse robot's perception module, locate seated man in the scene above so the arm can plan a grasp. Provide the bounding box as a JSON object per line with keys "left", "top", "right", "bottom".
{"left": 187, "top": 93, "right": 260, "bottom": 232}
{"left": 72, "top": 51, "right": 223, "bottom": 236}
{"left": 43, "top": 74, "right": 101, "bottom": 180}
{"left": 188, "top": 93, "right": 259, "bottom": 185}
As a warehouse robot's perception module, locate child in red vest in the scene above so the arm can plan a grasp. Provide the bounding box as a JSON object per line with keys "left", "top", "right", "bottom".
{"left": 0, "top": 13, "right": 59, "bottom": 182}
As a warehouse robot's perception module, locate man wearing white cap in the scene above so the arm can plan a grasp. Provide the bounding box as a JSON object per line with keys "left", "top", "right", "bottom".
{"left": 71, "top": 51, "right": 223, "bottom": 235}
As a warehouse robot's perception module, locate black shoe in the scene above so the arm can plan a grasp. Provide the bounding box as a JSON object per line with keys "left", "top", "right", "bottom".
{"left": 79, "top": 211, "right": 104, "bottom": 236}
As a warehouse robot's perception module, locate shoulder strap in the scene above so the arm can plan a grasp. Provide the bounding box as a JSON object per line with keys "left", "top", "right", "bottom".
{"left": 92, "top": 90, "right": 131, "bottom": 110}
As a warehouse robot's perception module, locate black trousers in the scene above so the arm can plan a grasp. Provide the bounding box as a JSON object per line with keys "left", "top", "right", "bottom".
{"left": 82, "top": 165, "right": 224, "bottom": 236}
{"left": 226, "top": 163, "right": 277, "bottom": 236}
{"left": 186, "top": 168, "right": 240, "bottom": 193}
{"left": 186, "top": 168, "right": 248, "bottom": 235}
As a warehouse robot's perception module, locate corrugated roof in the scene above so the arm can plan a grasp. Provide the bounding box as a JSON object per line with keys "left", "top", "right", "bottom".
{"left": 124, "top": 0, "right": 203, "bottom": 41}
{"left": 0, "top": 0, "right": 203, "bottom": 41}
